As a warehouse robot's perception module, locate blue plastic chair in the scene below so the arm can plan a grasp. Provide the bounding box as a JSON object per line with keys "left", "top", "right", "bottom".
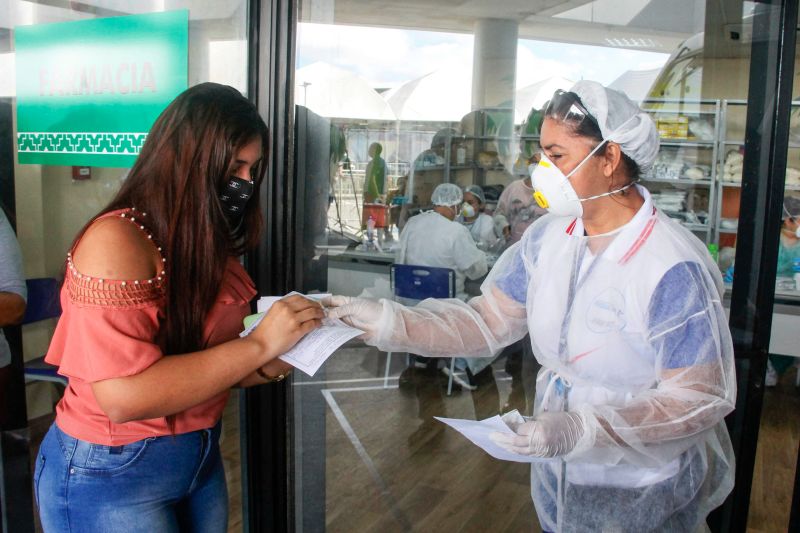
{"left": 22, "top": 278, "right": 66, "bottom": 387}
{"left": 388, "top": 264, "right": 458, "bottom": 395}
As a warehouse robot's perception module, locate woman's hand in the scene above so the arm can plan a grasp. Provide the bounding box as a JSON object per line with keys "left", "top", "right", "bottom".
{"left": 248, "top": 295, "right": 325, "bottom": 363}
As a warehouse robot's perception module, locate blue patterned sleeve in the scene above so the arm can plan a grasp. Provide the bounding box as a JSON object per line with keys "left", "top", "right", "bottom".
{"left": 494, "top": 246, "right": 528, "bottom": 304}
{"left": 647, "top": 261, "right": 718, "bottom": 370}
{"left": 493, "top": 220, "right": 549, "bottom": 304}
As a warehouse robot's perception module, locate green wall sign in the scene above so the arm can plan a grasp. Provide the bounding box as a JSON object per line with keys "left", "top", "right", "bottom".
{"left": 15, "top": 10, "right": 188, "bottom": 167}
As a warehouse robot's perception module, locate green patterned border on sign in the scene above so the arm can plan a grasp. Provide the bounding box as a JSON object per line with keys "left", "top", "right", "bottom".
{"left": 17, "top": 132, "right": 148, "bottom": 155}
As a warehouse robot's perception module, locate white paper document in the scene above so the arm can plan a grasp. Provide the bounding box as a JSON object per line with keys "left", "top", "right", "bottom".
{"left": 240, "top": 293, "right": 363, "bottom": 376}
{"left": 434, "top": 412, "right": 551, "bottom": 463}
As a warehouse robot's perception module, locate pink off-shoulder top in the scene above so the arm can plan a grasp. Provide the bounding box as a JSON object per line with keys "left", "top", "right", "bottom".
{"left": 46, "top": 208, "right": 257, "bottom": 445}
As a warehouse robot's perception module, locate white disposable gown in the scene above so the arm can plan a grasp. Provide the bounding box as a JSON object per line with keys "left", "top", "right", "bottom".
{"left": 460, "top": 212, "right": 502, "bottom": 250}
{"left": 398, "top": 210, "right": 488, "bottom": 301}
{"left": 359, "top": 186, "right": 735, "bottom": 532}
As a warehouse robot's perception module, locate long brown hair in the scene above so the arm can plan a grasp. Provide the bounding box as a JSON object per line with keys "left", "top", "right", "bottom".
{"left": 77, "top": 82, "right": 268, "bottom": 358}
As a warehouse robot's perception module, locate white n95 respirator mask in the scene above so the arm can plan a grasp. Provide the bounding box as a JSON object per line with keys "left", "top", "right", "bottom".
{"left": 530, "top": 142, "right": 635, "bottom": 218}
{"left": 461, "top": 203, "right": 476, "bottom": 219}
{"left": 530, "top": 153, "right": 586, "bottom": 217}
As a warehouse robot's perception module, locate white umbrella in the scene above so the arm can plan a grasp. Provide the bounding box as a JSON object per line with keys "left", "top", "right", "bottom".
{"left": 514, "top": 76, "right": 574, "bottom": 124}
{"left": 295, "top": 62, "right": 396, "bottom": 120}
{"left": 384, "top": 65, "right": 472, "bottom": 122}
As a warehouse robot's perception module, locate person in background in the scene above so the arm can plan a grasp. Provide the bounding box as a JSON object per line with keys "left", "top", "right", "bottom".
{"left": 764, "top": 195, "right": 800, "bottom": 386}
{"left": 0, "top": 206, "right": 27, "bottom": 426}
{"left": 492, "top": 152, "right": 546, "bottom": 404}
{"left": 777, "top": 195, "right": 800, "bottom": 277}
{"left": 364, "top": 142, "right": 387, "bottom": 203}
{"left": 398, "top": 128, "right": 459, "bottom": 233}
{"left": 327, "top": 81, "right": 735, "bottom": 532}
{"left": 493, "top": 152, "right": 547, "bottom": 245}
{"left": 398, "top": 182, "right": 489, "bottom": 390}
{"left": 493, "top": 106, "right": 549, "bottom": 246}
{"left": 398, "top": 182, "right": 487, "bottom": 302}
{"left": 34, "top": 83, "right": 324, "bottom": 532}
{"left": 413, "top": 128, "right": 457, "bottom": 170}
{"left": 387, "top": 174, "right": 408, "bottom": 235}
{"left": 459, "top": 184, "right": 503, "bottom": 251}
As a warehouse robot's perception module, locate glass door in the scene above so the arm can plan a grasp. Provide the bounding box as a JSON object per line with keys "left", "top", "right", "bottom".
{"left": 737, "top": 4, "right": 800, "bottom": 530}
{"left": 286, "top": 1, "right": 772, "bottom": 531}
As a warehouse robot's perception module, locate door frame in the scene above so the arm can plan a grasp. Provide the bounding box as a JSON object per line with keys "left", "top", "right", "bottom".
{"left": 242, "top": 0, "right": 299, "bottom": 532}
{"left": 241, "top": 0, "right": 800, "bottom": 531}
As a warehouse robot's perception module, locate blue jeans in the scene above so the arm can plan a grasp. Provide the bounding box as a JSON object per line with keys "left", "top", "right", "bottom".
{"left": 34, "top": 422, "right": 227, "bottom": 532}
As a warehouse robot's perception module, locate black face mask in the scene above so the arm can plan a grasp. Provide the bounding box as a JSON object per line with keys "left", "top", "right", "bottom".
{"left": 219, "top": 176, "right": 254, "bottom": 226}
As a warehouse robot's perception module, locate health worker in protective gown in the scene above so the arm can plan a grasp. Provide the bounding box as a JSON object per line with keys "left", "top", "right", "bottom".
{"left": 325, "top": 81, "right": 736, "bottom": 532}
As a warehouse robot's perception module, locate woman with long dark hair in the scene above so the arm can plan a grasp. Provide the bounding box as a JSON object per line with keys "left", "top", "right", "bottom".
{"left": 34, "top": 83, "right": 323, "bottom": 532}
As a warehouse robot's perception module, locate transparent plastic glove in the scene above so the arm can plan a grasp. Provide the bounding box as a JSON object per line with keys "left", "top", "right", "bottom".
{"left": 323, "top": 295, "right": 383, "bottom": 335}
{"left": 499, "top": 409, "right": 528, "bottom": 429}
{"left": 491, "top": 411, "right": 584, "bottom": 457}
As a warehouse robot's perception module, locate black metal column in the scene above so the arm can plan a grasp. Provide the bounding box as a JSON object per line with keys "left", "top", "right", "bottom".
{"left": 0, "top": 97, "right": 35, "bottom": 533}
{"left": 710, "top": 1, "right": 798, "bottom": 531}
{"left": 242, "top": 0, "right": 298, "bottom": 532}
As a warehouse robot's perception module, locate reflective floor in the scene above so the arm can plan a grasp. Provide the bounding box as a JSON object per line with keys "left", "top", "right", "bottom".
{"left": 317, "top": 345, "right": 538, "bottom": 532}
{"left": 26, "top": 354, "right": 800, "bottom": 532}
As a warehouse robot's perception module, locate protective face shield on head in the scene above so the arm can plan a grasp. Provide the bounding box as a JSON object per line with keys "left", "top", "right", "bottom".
{"left": 461, "top": 202, "right": 477, "bottom": 219}
{"left": 544, "top": 89, "right": 596, "bottom": 129}
{"left": 220, "top": 176, "right": 254, "bottom": 225}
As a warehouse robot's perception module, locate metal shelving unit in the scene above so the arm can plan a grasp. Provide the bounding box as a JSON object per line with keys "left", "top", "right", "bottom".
{"left": 640, "top": 98, "right": 721, "bottom": 244}
{"left": 715, "top": 99, "right": 800, "bottom": 245}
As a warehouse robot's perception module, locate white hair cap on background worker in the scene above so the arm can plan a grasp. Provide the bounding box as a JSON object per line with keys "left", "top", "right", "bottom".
{"left": 464, "top": 184, "right": 486, "bottom": 205}
{"left": 431, "top": 183, "right": 463, "bottom": 207}
{"left": 570, "top": 80, "right": 660, "bottom": 172}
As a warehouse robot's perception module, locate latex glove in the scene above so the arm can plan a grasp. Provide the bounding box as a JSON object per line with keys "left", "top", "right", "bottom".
{"left": 490, "top": 411, "right": 584, "bottom": 457}
{"left": 323, "top": 295, "right": 382, "bottom": 335}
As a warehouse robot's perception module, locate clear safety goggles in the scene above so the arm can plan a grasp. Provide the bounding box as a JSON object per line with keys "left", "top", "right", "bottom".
{"left": 543, "top": 89, "right": 600, "bottom": 131}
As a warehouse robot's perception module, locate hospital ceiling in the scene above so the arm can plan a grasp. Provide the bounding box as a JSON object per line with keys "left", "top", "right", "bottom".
{"left": 1, "top": 0, "right": 766, "bottom": 56}
{"left": 300, "top": 0, "right": 706, "bottom": 53}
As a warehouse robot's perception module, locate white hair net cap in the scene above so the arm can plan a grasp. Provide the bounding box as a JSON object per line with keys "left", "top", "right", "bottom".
{"left": 570, "top": 80, "right": 660, "bottom": 172}
{"left": 464, "top": 184, "right": 486, "bottom": 204}
{"left": 431, "top": 183, "right": 463, "bottom": 207}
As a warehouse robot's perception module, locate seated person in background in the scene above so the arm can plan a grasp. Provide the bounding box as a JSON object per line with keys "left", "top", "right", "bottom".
{"left": 493, "top": 152, "right": 547, "bottom": 245}
{"left": 398, "top": 183, "right": 490, "bottom": 388}
{"left": 398, "top": 183, "right": 487, "bottom": 301}
{"left": 458, "top": 184, "right": 503, "bottom": 251}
